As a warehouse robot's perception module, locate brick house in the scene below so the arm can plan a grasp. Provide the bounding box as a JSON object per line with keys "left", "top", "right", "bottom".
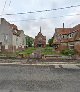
{"left": 34, "top": 27, "right": 46, "bottom": 48}
{"left": 0, "top": 18, "right": 26, "bottom": 53}
{"left": 53, "top": 23, "right": 80, "bottom": 54}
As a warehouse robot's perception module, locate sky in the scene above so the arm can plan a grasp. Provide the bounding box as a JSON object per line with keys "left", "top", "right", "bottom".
{"left": 0, "top": 0, "right": 80, "bottom": 42}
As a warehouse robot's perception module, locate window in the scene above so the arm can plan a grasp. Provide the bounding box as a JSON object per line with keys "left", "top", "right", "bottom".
{"left": 5, "top": 34, "right": 8, "bottom": 40}
{"left": 4, "top": 34, "right": 8, "bottom": 43}
{"left": 69, "top": 33, "right": 73, "bottom": 38}
{"left": 69, "top": 44, "right": 74, "bottom": 49}
{"left": 5, "top": 45, "right": 8, "bottom": 49}
{"left": 22, "top": 39, "right": 24, "bottom": 45}
{"left": 16, "top": 38, "right": 18, "bottom": 45}
{"left": 22, "top": 45, "right": 24, "bottom": 48}
{"left": 70, "top": 34, "right": 72, "bottom": 37}
{"left": 62, "top": 35, "right": 64, "bottom": 38}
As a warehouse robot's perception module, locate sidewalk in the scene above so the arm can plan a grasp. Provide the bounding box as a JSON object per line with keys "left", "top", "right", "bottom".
{"left": 0, "top": 62, "right": 80, "bottom": 69}
{"left": 0, "top": 61, "right": 80, "bottom": 65}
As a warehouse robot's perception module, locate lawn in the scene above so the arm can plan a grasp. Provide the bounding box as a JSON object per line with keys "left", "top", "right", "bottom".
{"left": 16, "top": 47, "right": 57, "bottom": 58}
{"left": 41, "top": 47, "right": 56, "bottom": 55}
{"left": 16, "top": 47, "right": 36, "bottom": 57}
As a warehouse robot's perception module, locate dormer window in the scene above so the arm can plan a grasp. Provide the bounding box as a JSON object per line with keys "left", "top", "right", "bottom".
{"left": 63, "top": 35, "right": 64, "bottom": 38}
{"left": 62, "top": 35, "right": 65, "bottom": 38}
{"left": 69, "top": 33, "right": 73, "bottom": 38}
{"left": 70, "top": 34, "right": 72, "bottom": 37}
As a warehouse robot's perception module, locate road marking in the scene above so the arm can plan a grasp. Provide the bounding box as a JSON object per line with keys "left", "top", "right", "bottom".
{"left": 62, "top": 65, "right": 80, "bottom": 69}
{"left": 59, "top": 65, "right": 63, "bottom": 68}
{"left": 55, "top": 65, "right": 60, "bottom": 68}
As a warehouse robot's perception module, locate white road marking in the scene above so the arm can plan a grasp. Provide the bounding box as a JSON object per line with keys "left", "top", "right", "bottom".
{"left": 62, "top": 65, "right": 80, "bottom": 69}
{"left": 55, "top": 65, "right": 60, "bottom": 68}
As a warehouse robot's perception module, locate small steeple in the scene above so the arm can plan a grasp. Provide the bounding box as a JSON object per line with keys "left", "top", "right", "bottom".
{"left": 40, "top": 26, "right": 41, "bottom": 33}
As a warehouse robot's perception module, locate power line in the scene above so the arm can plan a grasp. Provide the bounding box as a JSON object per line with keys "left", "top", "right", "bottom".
{"left": 0, "top": 4, "right": 80, "bottom": 16}
{"left": 1, "top": 0, "right": 7, "bottom": 17}
{"left": 8, "top": 13, "right": 80, "bottom": 22}
{"left": 9, "top": 0, "right": 11, "bottom": 7}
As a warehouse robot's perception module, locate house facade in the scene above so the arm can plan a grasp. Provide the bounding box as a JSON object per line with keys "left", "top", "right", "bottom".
{"left": 53, "top": 24, "right": 80, "bottom": 54}
{"left": 0, "top": 18, "right": 26, "bottom": 53}
{"left": 34, "top": 27, "right": 46, "bottom": 48}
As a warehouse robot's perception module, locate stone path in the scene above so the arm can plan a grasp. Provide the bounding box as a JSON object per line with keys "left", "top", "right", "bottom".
{"left": 30, "top": 48, "right": 42, "bottom": 59}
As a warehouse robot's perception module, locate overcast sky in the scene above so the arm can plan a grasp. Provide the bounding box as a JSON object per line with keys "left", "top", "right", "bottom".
{"left": 0, "top": 0, "right": 80, "bottom": 41}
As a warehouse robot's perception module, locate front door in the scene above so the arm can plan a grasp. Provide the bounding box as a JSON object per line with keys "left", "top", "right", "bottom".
{"left": 38, "top": 44, "right": 42, "bottom": 47}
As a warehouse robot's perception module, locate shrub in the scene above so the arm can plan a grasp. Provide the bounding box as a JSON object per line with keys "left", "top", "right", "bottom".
{"left": 61, "top": 49, "right": 75, "bottom": 56}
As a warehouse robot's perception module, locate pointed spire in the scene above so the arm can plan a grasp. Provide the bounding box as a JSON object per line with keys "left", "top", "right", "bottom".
{"left": 40, "top": 26, "right": 41, "bottom": 33}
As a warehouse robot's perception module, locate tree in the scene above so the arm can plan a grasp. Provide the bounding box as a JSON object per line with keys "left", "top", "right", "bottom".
{"left": 48, "top": 37, "right": 54, "bottom": 47}
{"left": 26, "top": 35, "right": 34, "bottom": 47}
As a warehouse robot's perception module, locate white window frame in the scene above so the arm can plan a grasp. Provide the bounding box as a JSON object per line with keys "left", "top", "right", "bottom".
{"left": 5, "top": 45, "right": 8, "bottom": 49}
{"left": 69, "top": 33, "right": 73, "bottom": 38}
{"left": 69, "top": 44, "right": 74, "bottom": 49}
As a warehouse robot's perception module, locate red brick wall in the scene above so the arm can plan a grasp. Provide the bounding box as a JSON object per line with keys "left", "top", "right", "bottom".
{"left": 55, "top": 43, "right": 68, "bottom": 52}
{"left": 34, "top": 37, "right": 46, "bottom": 48}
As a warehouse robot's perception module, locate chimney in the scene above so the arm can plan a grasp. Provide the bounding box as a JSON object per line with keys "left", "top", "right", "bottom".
{"left": 63, "top": 23, "right": 64, "bottom": 29}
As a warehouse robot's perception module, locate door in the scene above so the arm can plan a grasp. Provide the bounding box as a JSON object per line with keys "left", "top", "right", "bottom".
{"left": 38, "top": 44, "right": 42, "bottom": 47}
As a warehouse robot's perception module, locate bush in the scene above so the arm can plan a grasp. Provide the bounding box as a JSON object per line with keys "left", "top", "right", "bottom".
{"left": 61, "top": 49, "right": 75, "bottom": 56}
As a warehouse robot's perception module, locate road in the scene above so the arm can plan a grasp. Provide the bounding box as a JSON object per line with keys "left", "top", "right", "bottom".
{"left": 0, "top": 65, "right": 80, "bottom": 92}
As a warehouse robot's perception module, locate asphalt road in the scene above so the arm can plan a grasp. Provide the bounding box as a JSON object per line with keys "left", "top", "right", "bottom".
{"left": 0, "top": 65, "right": 80, "bottom": 92}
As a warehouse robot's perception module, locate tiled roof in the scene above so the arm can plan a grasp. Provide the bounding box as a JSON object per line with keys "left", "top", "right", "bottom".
{"left": 74, "top": 31, "right": 80, "bottom": 41}
{"left": 10, "top": 24, "right": 22, "bottom": 36}
{"left": 55, "top": 28, "right": 73, "bottom": 35}
{"left": 53, "top": 24, "right": 80, "bottom": 44}
{"left": 35, "top": 31, "right": 46, "bottom": 39}
{"left": 73, "top": 24, "right": 80, "bottom": 31}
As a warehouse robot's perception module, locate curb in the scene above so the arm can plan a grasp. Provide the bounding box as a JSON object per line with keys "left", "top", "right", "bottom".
{"left": 0, "top": 62, "right": 80, "bottom": 66}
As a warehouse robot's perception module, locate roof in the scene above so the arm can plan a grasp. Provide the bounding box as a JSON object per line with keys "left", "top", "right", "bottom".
{"left": 73, "top": 24, "right": 80, "bottom": 31}
{"left": 55, "top": 28, "right": 73, "bottom": 35}
{"left": 10, "top": 24, "right": 23, "bottom": 36}
{"left": 10, "top": 24, "right": 18, "bottom": 30}
{"left": 53, "top": 24, "right": 80, "bottom": 45}
{"left": 74, "top": 31, "right": 80, "bottom": 41}
{"left": 55, "top": 24, "right": 80, "bottom": 35}
{"left": 35, "top": 31, "right": 46, "bottom": 39}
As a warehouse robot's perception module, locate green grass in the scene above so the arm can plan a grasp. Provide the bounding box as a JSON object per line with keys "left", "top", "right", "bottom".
{"left": 16, "top": 47, "right": 56, "bottom": 57}
{"left": 17, "top": 47, "right": 36, "bottom": 56}
{"left": 41, "top": 47, "right": 56, "bottom": 55}
{"left": 0, "top": 52, "right": 17, "bottom": 58}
